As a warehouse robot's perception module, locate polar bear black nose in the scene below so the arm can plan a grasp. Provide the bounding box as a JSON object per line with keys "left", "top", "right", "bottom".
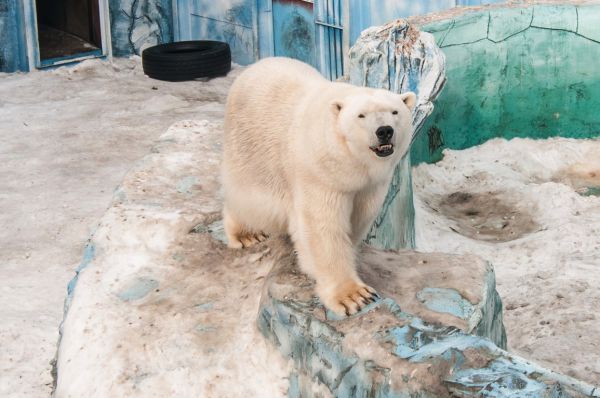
{"left": 376, "top": 125, "right": 394, "bottom": 142}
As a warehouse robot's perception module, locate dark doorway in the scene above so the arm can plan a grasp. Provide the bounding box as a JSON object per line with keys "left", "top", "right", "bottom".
{"left": 35, "top": 0, "right": 102, "bottom": 62}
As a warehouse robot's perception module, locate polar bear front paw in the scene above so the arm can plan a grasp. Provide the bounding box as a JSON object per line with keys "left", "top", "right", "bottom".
{"left": 319, "top": 280, "right": 380, "bottom": 317}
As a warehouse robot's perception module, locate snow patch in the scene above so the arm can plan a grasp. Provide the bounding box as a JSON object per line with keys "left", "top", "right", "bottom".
{"left": 55, "top": 121, "right": 291, "bottom": 397}
{"left": 413, "top": 137, "right": 600, "bottom": 384}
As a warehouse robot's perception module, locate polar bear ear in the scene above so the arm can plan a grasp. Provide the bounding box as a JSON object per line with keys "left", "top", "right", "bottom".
{"left": 331, "top": 101, "right": 344, "bottom": 115}
{"left": 400, "top": 92, "right": 417, "bottom": 111}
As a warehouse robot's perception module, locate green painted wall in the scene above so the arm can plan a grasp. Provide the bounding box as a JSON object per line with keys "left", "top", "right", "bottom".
{"left": 412, "top": 4, "right": 600, "bottom": 164}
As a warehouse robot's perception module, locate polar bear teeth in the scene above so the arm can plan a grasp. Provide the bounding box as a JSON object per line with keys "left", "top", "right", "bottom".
{"left": 370, "top": 143, "right": 394, "bottom": 157}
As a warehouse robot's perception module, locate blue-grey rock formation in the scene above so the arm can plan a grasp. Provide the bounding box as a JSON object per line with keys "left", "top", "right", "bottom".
{"left": 258, "top": 242, "right": 597, "bottom": 397}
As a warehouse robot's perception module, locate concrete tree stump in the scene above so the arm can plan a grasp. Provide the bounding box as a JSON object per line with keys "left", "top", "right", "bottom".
{"left": 348, "top": 19, "right": 446, "bottom": 250}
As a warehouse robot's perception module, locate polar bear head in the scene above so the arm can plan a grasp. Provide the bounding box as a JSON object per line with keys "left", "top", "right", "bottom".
{"left": 332, "top": 89, "right": 416, "bottom": 162}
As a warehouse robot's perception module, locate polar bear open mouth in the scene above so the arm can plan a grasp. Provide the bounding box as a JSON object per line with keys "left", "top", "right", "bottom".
{"left": 370, "top": 143, "right": 394, "bottom": 157}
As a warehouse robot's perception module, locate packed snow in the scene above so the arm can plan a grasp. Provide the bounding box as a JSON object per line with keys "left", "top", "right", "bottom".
{"left": 413, "top": 137, "right": 600, "bottom": 385}
{"left": 0, "top": 57, "right": 240, "bottom": 397}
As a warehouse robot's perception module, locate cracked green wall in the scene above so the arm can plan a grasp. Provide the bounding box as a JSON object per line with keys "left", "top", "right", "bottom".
{"left": 412, "top": 4, "right": 600, "bottom": 164}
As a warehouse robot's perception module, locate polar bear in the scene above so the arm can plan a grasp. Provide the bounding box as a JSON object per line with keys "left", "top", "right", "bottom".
{"left": 222, "top": 57, "right": 416, "bottom": 316}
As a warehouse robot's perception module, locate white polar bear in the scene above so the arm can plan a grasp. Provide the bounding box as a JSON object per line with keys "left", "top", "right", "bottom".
{"left": 222, "top": 57, "right": 415, "bottom": 316}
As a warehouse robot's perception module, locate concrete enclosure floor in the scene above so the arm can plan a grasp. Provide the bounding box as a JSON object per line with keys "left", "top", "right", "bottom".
{"left": 0, "top": 58, "right": 239, "bottom": 397}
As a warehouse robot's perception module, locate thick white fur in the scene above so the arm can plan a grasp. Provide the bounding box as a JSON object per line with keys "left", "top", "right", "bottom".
{"left": 222, "top": 57, "right": 415, "bottom": 316}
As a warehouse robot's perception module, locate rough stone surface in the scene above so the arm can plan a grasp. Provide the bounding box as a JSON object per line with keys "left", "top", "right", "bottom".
{"left": 258, "top": 244, "right": 598, "bottom": 397}
{"left": 55, "top": 120, "right": 291, "bottom": 397}
{"left": 348, "top": 20, "right": 446, "bottom": 249}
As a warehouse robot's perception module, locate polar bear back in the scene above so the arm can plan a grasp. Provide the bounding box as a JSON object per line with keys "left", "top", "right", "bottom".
{"left": 222, "top": 57, "right": 333, "bottom": 232}
{"left": 224, "top": 57, "right": 326, "bottom": 162}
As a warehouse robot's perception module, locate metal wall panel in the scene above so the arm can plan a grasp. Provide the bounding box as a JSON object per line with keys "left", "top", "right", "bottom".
{"left": 272, "top": 0, "right": 316, "bottom": 67}
{"left": 175, "top": 0, "right": 256, "bottom": 65}
{"left": 314, "top": 0, "right": 343, "bottom": 80}
{"left": 256, "top": 0, "right": 274, "bottom": 58}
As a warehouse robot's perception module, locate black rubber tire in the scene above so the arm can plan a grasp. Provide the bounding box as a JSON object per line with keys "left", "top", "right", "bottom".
{"left": 142, "top": 41, "right": 231, "bottom": 82}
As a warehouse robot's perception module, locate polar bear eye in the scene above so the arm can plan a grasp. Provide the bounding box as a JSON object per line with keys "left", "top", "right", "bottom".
{"left": 358, "top": 114, "right": 365, "bottom": 118}
{"left": 392, "top": 110, "right": 398, "bottom": 115}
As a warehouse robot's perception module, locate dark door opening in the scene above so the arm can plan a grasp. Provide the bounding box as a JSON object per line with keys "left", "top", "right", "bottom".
{"left": 35, "top": 0, "right": 102, "bottom": 62}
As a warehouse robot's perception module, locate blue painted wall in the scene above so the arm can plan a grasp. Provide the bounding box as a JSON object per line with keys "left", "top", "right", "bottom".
{"left": 314, "top": 0, "right": 344, "bottom": 80}
{"left": 257, "top": 0, "right": 344, "bottom": 79}
{"left": 175, "top": 0, "right": 256, "bottom": 65}
{"left": 348, "top": 0, "right": 504, "bottom": 45}
{"left": 0, "top": 0, "right": 27, "bottom": 72}
{"left": 109, "top": 0, "right": 173, "bottom": 56}
{"left": 0, "top": 0, "right": 506, "bottom": 72}
{"left": 272, "top": 0, "right": 316, "bottom": 67}
{"left": 174, "top": 0, "right": 507, "bottom": 71}
{"left": 0, "top": 0, "right": 173, "bottom": 71}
